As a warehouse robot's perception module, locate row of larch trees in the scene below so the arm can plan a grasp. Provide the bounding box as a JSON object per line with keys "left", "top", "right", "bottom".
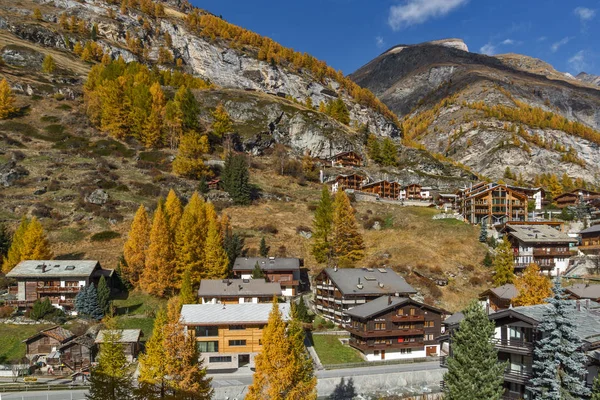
{"left": 1, "top": 216, "right": 52, "bottom": 273}
{"left": 121, "top": 189, "right": 229, "bottom": 297}
{"left": 311, "top": 187, "right": 365, "bottom": 267}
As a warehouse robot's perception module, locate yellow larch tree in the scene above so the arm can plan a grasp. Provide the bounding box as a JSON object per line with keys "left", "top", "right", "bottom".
{"left": 179, "top": 267, "right": 196, "bottom": 304}
{"left": 2, "top": 216, "right": 29, "bottom": 273}
{"left": 172, "top": 131, "right": 210, "bottom": 179}
{"left": 175, "top": 192, "right": 206, "bottom": 285}
{"left": 164, "top": 189, "right": 183, "bottom": 237}
{"left": 513, "top": 263, "right": 552, "bottom": 306}
{"left": 140, "top": 206, "right": 175, "bottom": 297}
{"left": 202, "top": 217, "right": 229, "bottom": 279}
{"left": 331, "top": 190, "right": 364, "bottom": 266}
{"left": 493, "top": 236, "right": 516, "bottom": 286}
{"left": 20, "top": 217, "right": 53, "bottom": 261}
{"left": 122, "top": 204, "right": 150, "bottom": 288}
{"left": 143, "top": 81, "right": 166, "bottom": 148}
{"left": 0, "top": 78, "right": 17, "bottom": 120}
{"left": 137, "top": 308, "right": 169, "bottom": 398}
{"left": 210, "top": 102, "right": 232, "bottom": 138}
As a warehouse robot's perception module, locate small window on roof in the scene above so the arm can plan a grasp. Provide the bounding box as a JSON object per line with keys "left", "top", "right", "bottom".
{"left": 378, "top": 268, "right": 387, "bottom": 273}
{"left": 54, "top": 264, "right": 60, "bottom": 268}
{"left": 65, "top": 265, "right": 76, "bottom": 270}
{"left": 366, "top": 268, "right": 374, "bottom": 272}
{"left": 364, "top": 276, "right": 376, "bottom": 281}
{"left": 243, "top": 279, "right": 249, "bottom": 283}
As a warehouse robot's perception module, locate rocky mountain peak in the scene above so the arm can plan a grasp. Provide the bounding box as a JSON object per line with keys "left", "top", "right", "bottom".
{"left": 576, "top": 72, "right": 600, "bottom": 87}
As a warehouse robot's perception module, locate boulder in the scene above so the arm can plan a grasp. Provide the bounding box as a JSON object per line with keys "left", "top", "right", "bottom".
{"left": 85, "top": 189, "right": 109, "bottom": 205}
{"left": 33, "top": 186, "right": 47, "bottom": 195}
{"left": 0, "top": 161, "right": 29, "bottom": 187}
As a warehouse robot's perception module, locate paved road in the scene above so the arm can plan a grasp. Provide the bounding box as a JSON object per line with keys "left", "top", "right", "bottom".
{"left": 0, "top": 391, "right": 86, "bottom": 400}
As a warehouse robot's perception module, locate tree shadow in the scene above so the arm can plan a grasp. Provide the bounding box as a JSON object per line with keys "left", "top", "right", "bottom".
{"left": 328, "top": 377, "right": 356, "bottom": 400}
{"left": 54, "top": 252, "right": 86, "bottom": 260}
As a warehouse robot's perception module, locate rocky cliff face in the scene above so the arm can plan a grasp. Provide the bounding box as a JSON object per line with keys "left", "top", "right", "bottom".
{"left": 349, "top": 39, "right": 600, "bottom": 183}
{"left": 577, "top": 72, "right": 600, "bottom": 87}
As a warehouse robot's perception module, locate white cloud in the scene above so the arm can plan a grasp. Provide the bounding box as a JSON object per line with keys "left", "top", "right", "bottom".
{"left": 480, "top": 43, "right": 496, "bottom": 56}
{"left": 388, "top": 0, "right": 469, "bottom": 31}
{"left": 376, "top": 36, "right": 385, "bottom": 49}
{"left": 537, "top": 36, "right": 547, "bottom": 42}
{"left": 501, "top": 39, "right": 515, "bottom": 45}
{"left": 551, "top": 37, "right": 572, "bottom": 52}
{"left": 568, "top": 50, "right": 588, "bottom": 72}
{"left": 574, "top": 7, "right": 596, "bottom": 22}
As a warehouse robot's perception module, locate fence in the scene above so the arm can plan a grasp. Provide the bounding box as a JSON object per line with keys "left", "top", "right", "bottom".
{"left": 0, "top": 384, "right": 90, "bottom": 393}
{"left": 322, "top": 356, "right": 440, "bottom": 370}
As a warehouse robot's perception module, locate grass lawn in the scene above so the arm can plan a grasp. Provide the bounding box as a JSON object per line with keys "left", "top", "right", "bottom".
{"left": 311, "top": 334, "right": 364, "bottom": 365}
{"left": 112, "top": 291, "right": 167, "bottom": 316}
{"left": 116, "top": 316, "right": 156, "bottom": 341}
{"left": 0, "top": 324, "right": 53, "bottom": 362}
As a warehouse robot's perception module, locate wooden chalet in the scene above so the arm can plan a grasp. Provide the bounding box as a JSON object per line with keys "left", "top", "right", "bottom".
{"left": 5, "top": 260, "right": 113, "bottom": 310}
{"left": 579, "top": 225, "right": 600, "bottom": 254}
{"left": 458, "top": 182, "right": 528, "bottom": 226}
{"left": 24, "top": 326, "right": 75, "bottom": 365}
{"left": 360, "top": 180, "right": 401, "bottom": 200}
{"left": 479, "top": 284, "right": 518, "bottom": 312}
{"left": 198, "top": 279, "right": 282, "bottom": 304}
{"left": 565, "top": 284, "right": 600, "bottom": 302}
{"left": 554, "top": 188, "right": 600, "bottom": 209}
{"left": 95, "top": 330, "right": 143, "bottom": 362}
{"left": 207, "top": 179, "right": 222, "bottom": 190}
{"left": 232, "top": 257, "right": 301, "bottom": 296}
{"left": 328, "top": 173, "right": 365, "bottom": 193}
{"left": 345, "top": 296, "right": 446, "bottom": 361}
{"left": 314, "top": 267, "right": 417, "bottom": 324}
{"left": 58, "top": 334, "right": 96, "bottom": 372}
{"left": 404, "top": 184, "right": 423, "bottom": 200}
{"left": 329, "top": 151, "right": 363, "bottom": 167}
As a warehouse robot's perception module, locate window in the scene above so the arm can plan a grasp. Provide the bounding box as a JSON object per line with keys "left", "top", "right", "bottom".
{"left": 409, "top": 308, "right": 416, "bottom": 316}
{"left": 197, "top": 341, "right": 218, "bottom": 352}
{"left": 195, "top": 326, "right": 218, "bottom": 337}
{"left": 425, "top": 334, "right": 434, "bottom": 341}
{"left": 374, "top": 323, "right": 386, "bottom": 330}
{"left": 209, "top": 356, "right": 232, "bottom": 363}
{"left": 229, "top": 340, "right": 246, "bottom": 346}
{"left": 424, "top": 321, "right": 434, "bottom": 328}
{"left": 229, "top": 325, "right": 245, "bottom": 331}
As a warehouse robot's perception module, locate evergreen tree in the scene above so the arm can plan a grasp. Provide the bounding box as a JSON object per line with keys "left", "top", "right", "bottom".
{"left": 513, "top": 263, "right": 552, "bottom": 306}
{"left": 479, "top": 221, "right": 487, "bottom": 243}
{"left": 252, "top": 262, "right": 265, "bottom": 280}
{"left": 211, "top": 102, "right": 232, "bottom": 138}
{"left": 122, "top": 204, "right": 150, "bottom": 288}
{"left": 483, "top": 252, "right": 494, "bottom": 268}
{"left": 1, "top": 216, "right": 29, "bottom": 273}
{"left": 137, "top": 308, "right": 169, "bottom": 399}
{"left": 141, "top": 206, "right": 175, "bottom": 297}
{"left": 202, "top": 217, "right": 229, "bottom": 279}
{"left": 198, "top": 177, "right": 209, "bottom": 194}
{"left": 224, "top": 231, "right": 245, "bottom": 271}
{"left": 87, "top": 320, "right": 133, "bottom": 400}
{"left": 180, "top": 267, "right": 196, "bottom": 304}
{"left": 30, "top": 298, "right": 54, "bottom": 321}
{"left": 246, "top": 298, "right": 317, "bottom": 400}
{"left": 143, "top": 82, "right": 166, "bottom": 148}
{"left": 332, "top": 190, "right": 364, "bottom": 265}
{"left": 0, "top": 222, "right": 11, "bottom": 263}
{"left": 172, "top": 131, "right": 210, "bottom": 179}
{"left": 0, "top": 78, "right": 17, "bottom": 120}
{"left": 175, "top": 192, "right": 206, "bottom": 286}
{"left": 311, "top": 186, "right": 334, "bottom": 264}
{"left": 591, "top": 376, "right": 600, "bottom": 400}
{"left": 504, "top": 166, "right": 514, "bottom": 180}
{"left": 443, "top": 301, "right": 506, "bottom": 400}
{"left": 221, "top": 153, "right": 251, "bottom": 205}
{"left": 164, "top": 189, "right": 183, "bottom": 237}
{"left": 529, "top": 279, "right": 590, "bottom": 399}
{"left": 493, "top": 236, "right": 515, "bottom": 286}
{"left": 291, "top": 297, "right": 312, "bottom": 323}
{"left": 42, "top": 55, "right": 56, "bottom": 73}
{"left": 20, "top": 217, "right": 53, "bottom": 261}
{"left": 259, "top": 237, "right": 269, "bottom": 257}
{"left": 175, "top": 86, "right": 200, "bottom": 131}
{"left": 380, "top": 137, "right": 398, "bottom": 167}
{"left": 97, "top": 275, "right": 111, "bottom": 314}
{"left": 366, "top": 134, "right": 382, "bottom": 164}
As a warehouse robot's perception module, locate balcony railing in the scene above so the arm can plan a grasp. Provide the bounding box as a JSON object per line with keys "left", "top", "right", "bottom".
{"left": 504, "top": 368, "right": 532, "bottom": 384}
{"left": 533, "top": 249, "right": 571, "bottom": 257}
{"left": 391, "top": 315, "right": 425, "bottom": 322}
{"left": 347, "top": 326, "right": 424, "bottom": 338}
{"left": 349, "top": 339, "right": 424, "bottom": 352}
{"left": 491, "top": 338, "right": 534, "bottom": 352}
{"left": 37, "top": 286, "right": 81, "bottom": 293}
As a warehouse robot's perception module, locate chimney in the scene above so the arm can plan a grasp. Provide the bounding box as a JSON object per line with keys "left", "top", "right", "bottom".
{"left": 358, "top": 277, "right": 361, "bottom": 285}
{"left": 222, "top": 303, "right": 226, "bottom": 309}
{"left": 586, "top": 299, "right": 590, "bottom": 310}
{"left": 576, "top": 300, "right": 581, "bottom": 312}
{"left": 388, "top": 295, "right": 392, "bottom": 305}
{"left": 42, "top": 263, "right": 46, "bottom": 273}
{"left": 334, "top": 265, "right": 338, "bottom": 272}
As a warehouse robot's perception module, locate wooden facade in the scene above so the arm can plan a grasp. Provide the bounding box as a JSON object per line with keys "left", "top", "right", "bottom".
{"left": 579, "top": 225, "right": 600, "bottom": 254}
{"left": 479, "top": 284, "right": 518, "bottom": 312}
{"left": 460, "top": 183, "right": 528, "bottom": 226}
{"left": 360, "top": 181, "right": 401, "bottom": 200}
{"left": 95, "top": 330, "right": 142, "bottom": 362}
{"left": 554, "top": 189, "right": 600, "bottom": 209}
{"left": 345, "top": 296, "right": 445, "bottom": 361}
{"left": 232, "top": 258, "right": 300, "bottom": 296}
{"left": 330, "top": 174, "right": 365, "bottom": 193}
{"left": 329, "top": 151, "right": 363, "bottom": 167}
{"left": 24, "top": 326, "right": 75, "bottom": 362}
{"left": 405, "top": 184, "right": 422, "bottom": 200}
{"left": 59, "top": 335, "right": 96, "bottom": 371}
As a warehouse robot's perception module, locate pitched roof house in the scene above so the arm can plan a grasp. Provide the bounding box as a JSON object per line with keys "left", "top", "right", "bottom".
{"left": 232, "top": 257, "right": 301, "bottom": 296}
{"left": 23, "top": 326, "right": 75, "bottom": 364}
{"left": 198, "top": 279, "right": 282, "bottom": 304}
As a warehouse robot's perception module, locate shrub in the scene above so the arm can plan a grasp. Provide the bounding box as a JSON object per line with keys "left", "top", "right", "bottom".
{"left": 53, "top": 93, "right": 65, "bottom": 101}
{"left": 90, "top": 231, "right": 121, "bottom": 242}
{"left": 0, "top": 305, "right": 14, "bottom": 318}
{"left": 469, "top": 276, "right": 485, "bottom": 286}
{"left": 255, "top": 224, "right": 278, "bottom": 235}
{"left": 30, "top": 298, "right": 54, "bottom": 320}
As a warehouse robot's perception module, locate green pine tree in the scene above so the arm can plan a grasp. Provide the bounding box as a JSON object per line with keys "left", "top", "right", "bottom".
{"left": 493, "top": 236, "right": 515, "bottom": 286}
{"left": 252, "top": 262, "right": 265, "bottom": 280}
{"left": 479, "top": 222, "right": 487, "bottom": 243}
{"left": 311, "top": 186, "right": 334, "bottom": 264}
{"left": 224, "top": 232, "right": 245, "bottom": 272}
{"left": 591, "top": 376, "right": 600, "bottom": 400}
{"left": 180, "top": 267, "right": 196, "bottom": 304}
{"left": 0, "top": 222, "right": 11, "bottom": 262}
{"left": 291, "top": 296, "right": 312, "bottom": 323}
{"left": 443, "top": 301, "right": 506, "bottom": 400}
{"left": 259, "top": 237, "right": 269, "bottom": 257}
{"left": 366, "top": 134, "right": 382, "bottom": 164}
{"left": 222, "top": 153, "right": 251, "bottom": 205}
{"left": 380, "top": 137, "right": 398, "bottom": 167}
{"left": 97, "top": 275, "right": 111, "bottom": 314}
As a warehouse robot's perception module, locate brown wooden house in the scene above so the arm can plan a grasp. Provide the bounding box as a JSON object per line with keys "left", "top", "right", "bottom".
{"left": 479, "top": 284, "right": 518, "bottom": 311}
{"left": 58, "top": 334, "right": 96, "bottom": 372}
{"left": 329, "top": 151, "right": 363, "bottom": 167}
{"left": 5, "top": 260, "right": 113, "bottom": 310}
{"left": 404, "top": 184, "right": 423, "bottom": 200}
{"left": 232, "top": 257, "right": 301, "bottom": 296}
{"left": 95, "top": 329, "right": 143, "bottom": 362}
{"left": 554, "top": 188, "right": 600, "bottom": 208}
{"left": 360, "top": 180, "right": 401, "bottom": 200}
{"left": 23, "top": 326, "right": 75, "bottom": 364}
{"left": 459, "top": 182, "right": 528, "bottom": 226}
{"left": 198, "top": 279, "right": 282, "bottom": 304}
{"left": 579, "top": 225, "right": 600, "bottom": 254}
{"left": 344, "top": 296, "right": 446, "bottom": 361}
{"left": 328, "top": 174, "right": 365, "bottom": 193}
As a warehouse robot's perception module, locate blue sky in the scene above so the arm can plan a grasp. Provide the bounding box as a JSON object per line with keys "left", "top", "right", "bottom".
{"left": 192, "top": 0, "right": 600, "bottom": 76}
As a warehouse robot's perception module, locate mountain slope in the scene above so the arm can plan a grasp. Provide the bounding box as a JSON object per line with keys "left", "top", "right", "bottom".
{"left": 350, "top": 39, "right": 600, "bottom": 183}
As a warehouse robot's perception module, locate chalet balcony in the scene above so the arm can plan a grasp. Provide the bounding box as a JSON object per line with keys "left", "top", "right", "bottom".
{"left": 316, "top": 283, "right": 335, "bottom": 290}
{"left": 349, "top": 338, "right": 424, "bottom": 352}
{"left": 347, "top": 326, "right": 424, "bottom": 338}
{"left": 491, "top": 338, "right": 534, "bottom": 355}
{"left": 391, "top": 314, "right": 425, "bottom": 322}
{"left": 37, "top": 286, "right": 82, "bottom": 293}
{"left": 532, "top": 249, "right": 571, "bottom": 257}
{"left": 5, "top": 298, "right": 74, "bottom": 307}
{"left": 504, "top": 368, "right": 532, "bottom": 385}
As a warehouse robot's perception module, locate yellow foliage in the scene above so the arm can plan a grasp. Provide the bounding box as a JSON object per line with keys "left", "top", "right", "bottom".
{"left": 140, "top": 206, "right": 175, "bottom": 297}
{"left": 2, "top": 216, "right": 29, "bottom": 273}
{"left": 332, "top": 190, "right": 364, "bottom": 265}
{"left": 122, "top": 204, "right": 150, "bottom": 287}
{"left": 172, "top": 132, "right": 210, "bottom": 179}
{"left": 513, "top": 263, "right": 552, "bottom": 306}
{"left": 0, "top": 78, "right": 17, "bottom": 120}
{"left": 20, "top": 217, "right": 53, "bottom": 261}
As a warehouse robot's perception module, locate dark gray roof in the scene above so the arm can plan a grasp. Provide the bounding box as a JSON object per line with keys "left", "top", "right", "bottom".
{"left": 323, "top": 267, "right": 416, "bottom": 296}
{"left": 565, "top": 284, "right": 600, "bottom": 300}
{"left": 198, "top": 279, "right": 282, "bottom": 297}
{"left": 233, "top": 257, "right": 300, "bottom": 272}
{"left": 180, "top": 303, "right": 291, "bottom": 325}
{"left": 345, "top": 296, "right": 410, "bottom": 319}
{"left": 506, "top": 224, "right": 577, "bottom": 244}
{"left": 443, "top": 312, "right": 464, "bottom": 327}
{"left": 481, "top": 284, "right": 519, "bottom": 300}
{"left": 580, "top": 225, "right": 600, "bottom": 235}
{"left": 7, "top": 260, "right": 100, "bottom": 278}
{"left": 491, "top": 301, "right": 600, "bottom": 343}
{"left": 95, "top": 329, "right": 142, "bottom": 344}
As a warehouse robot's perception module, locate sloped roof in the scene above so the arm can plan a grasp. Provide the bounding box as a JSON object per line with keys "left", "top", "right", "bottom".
{"left": 7, "top": 260, "right": 100, "bottom": 278}
{"left": 565, "top": 284, "right": 600, "bottom": 300}
{"left": 59, "top": 334, "right": 96, "bottom": 349}
{"left": 180, "top": 303, "right": 291, "bottom": 325}
{"left": 95, "top": 329, "right": 142, "bottom": 344}
{"left": 580, "top": 225, "right": 600, "bottom": 235}
{"left": 344, "top": 296, "right": 444, "bottom": 319}
{"left": 480, "top": 284, "right": 519, "bottom": 301}
{"left": 198, "top": 279, "right": 282, "bottom": 297}
{"left": 233, "top": 257, "right": 300, "bottom": 272}
{"left": 24, "top": 326, "right": 75, "bottom": 344}
{"left": 506, "top": 224, "right": 577, "bottom": 244}
{"left": 323, "top": 267, "right": 416, "bottom": 296}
